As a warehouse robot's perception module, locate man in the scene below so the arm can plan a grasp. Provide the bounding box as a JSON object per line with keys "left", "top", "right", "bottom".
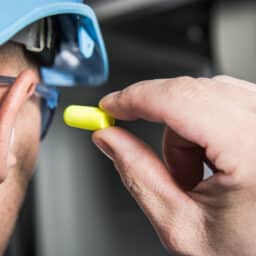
{"left": 1, "top": 1, "right": 256, "bottom": 256}
{"left": 0, "top": 0, "right": 108, "bottom": 254}
{"left": 0, "top": 42, "right": 41, "bottom": 255}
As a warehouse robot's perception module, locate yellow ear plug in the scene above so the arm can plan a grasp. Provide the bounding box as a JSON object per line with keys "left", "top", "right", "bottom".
{"left": 63, "top": 105, "right": 115, "bottom": 131}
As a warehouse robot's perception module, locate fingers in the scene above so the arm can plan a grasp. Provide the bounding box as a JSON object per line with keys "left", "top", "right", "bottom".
{"left": 100, "top": 77, "right": 256, "bottom": 176}
{"left": 0, "top": 70, "right": 38, "bottom": 181}
{"left": 100, "top": 77, "right": 233, "bottom": 148}
{"left": 99, "top": 78, "right": 217, "bottom": 148}
{"left": 100, "top": 79, "right": 168, "bottom": 122}
{"left": 92, "top": 127, "right": 193, "bottom": 228}
{"left": 163, "top": 127, "right": 204, "bottom": 191}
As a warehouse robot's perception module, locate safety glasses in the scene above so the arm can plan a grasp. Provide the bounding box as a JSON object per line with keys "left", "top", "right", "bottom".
{"left": 0, "top": 76, "right": 59, "bottom": 140}
{"left": 41, "top": 13, "right": 109, "bottom": 87}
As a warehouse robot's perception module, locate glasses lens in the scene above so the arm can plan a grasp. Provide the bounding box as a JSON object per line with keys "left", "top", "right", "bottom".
{"left": 41, "top": 14, "right": 107, "bottom": 87}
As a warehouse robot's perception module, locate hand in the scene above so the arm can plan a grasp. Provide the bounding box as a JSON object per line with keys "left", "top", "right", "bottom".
{"left": 93, "top": 76, "right": 256, "bottom": 256}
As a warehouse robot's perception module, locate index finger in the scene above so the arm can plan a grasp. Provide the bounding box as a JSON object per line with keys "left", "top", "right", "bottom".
{"left": 100, "top": 77, "right": 245, "bottom": 149}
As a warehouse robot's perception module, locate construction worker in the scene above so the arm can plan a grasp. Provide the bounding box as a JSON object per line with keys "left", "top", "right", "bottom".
{"left": 1, "top": 0, "right": 256, "bottom": 255}
{"left": 0, "top": 0, "right": 107, "bottom": 253}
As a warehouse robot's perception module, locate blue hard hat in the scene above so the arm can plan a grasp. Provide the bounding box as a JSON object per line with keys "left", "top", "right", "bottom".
{"left": 0, "top": 0, "right": 109, "bottom": 87}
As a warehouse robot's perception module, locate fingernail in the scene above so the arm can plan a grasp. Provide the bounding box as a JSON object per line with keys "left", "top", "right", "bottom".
{"left": 99, "top": 91, "right": 120, "bottom": 109}
{"left": 94, "top": 139, "right": 114, "bottom": 160}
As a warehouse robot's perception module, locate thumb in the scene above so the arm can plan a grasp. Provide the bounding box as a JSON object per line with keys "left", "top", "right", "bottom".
{"left": 92, "top": 127, "right": 194, "bottom": 236}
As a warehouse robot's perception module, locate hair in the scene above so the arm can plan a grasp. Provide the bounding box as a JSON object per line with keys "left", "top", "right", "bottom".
{"left": 0, "top": 42, "right": 39, "bottom": 74}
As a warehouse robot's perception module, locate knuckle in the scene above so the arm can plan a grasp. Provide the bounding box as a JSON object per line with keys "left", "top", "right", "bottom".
{"left": 132, "top": 80, "right": 151, "bottom": 87}
{"left": 196, "top": 77, "right": 215, "bottom": 90}
{"left": 115, "top": 88, "right": 127, "bottom": 105}
{"left": 115, "top": 159, "right": 143, "bottom": 197}
{"left": 122, "top": 173, "right": 142, "bottom": 196}
{"left": 172, "top": 76, "right": 196, "bottom": 90}
{"left": 161, "top": 223, "right": 193, "bottom": 255}
{"left": 121, "top": 82, "right": 148, "bottom": 110}
{"left": 175, "top": 76, "right": 195, "bottom": 86}
{"left": 124, "top": 80, "right": 151, "bottom": 97}
{"left": 196, "top": 77, "right": 211, "bottom": 84}
{"left": 119, "top": 79, "right": 168, "bottom": 108}
{"left": 119, "top": 86, "right": 137, "bottom": 111}
{"left": 162, "top": 76, "right": 203, "bottom": 100}
{"left": 115, "top": 87, "right": 135, "bottom": 112}
{"left": 213, "top": 75, "right": 232, "bottom": 83}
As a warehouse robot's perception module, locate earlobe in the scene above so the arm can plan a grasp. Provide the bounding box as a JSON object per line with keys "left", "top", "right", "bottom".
{"left": 0, "top": 69, "right": 38, "bottom": 182}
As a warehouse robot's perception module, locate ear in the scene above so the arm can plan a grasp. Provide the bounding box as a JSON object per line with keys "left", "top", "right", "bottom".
{"left": 0, "top": 70, "right": 38, "bottom": 182}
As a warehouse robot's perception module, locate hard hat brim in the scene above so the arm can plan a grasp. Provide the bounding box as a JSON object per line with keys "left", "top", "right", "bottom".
{"left": 0, "top": 2, "right": 108, "bottom": 87}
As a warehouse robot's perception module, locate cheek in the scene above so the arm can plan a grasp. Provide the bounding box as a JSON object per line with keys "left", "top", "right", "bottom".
{"left": 14, "top": 96, "right": 41, "bottom": 176}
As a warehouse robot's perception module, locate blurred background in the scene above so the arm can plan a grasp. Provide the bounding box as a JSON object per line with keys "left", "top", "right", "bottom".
{"left": 6, "top": 0, "right": 256, "bottom": 255}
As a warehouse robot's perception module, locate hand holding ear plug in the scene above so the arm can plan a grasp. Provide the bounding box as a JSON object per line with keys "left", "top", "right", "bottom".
{"left": 92, "top": 76, "right": 256, "bottom": 256}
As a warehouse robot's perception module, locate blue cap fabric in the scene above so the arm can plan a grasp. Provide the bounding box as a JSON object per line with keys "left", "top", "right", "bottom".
{"left": 0, "top": 0, "right": 109, "bottom": 87}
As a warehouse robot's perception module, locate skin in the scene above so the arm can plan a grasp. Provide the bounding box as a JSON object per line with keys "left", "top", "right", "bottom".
{"left": 0, "top": 63, "right": 41, "bottom": 254}
{"left": 93, "top": 76, "right": 256, "bottom": 256}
